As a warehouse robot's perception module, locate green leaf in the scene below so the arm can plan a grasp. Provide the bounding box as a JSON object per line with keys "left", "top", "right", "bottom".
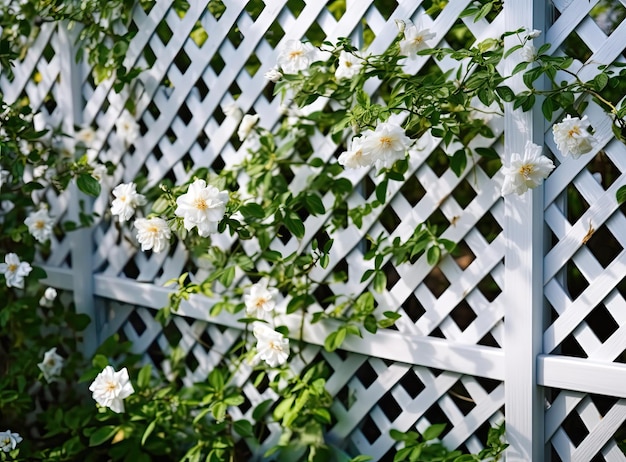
{"left": 253, "top": 399, "right": 274, "bottom": 421}
{"left": 426, "top": 245, "right": 441, "bottom": 266}
{"left": 449, "top": 149, "right": 467, "bottom": 177}
{"left": 375, "top": 179, "right": 388, "bottom": 203}
{"left": 373, "top": 270, "right": 386, "bottom": 293}
{"left": 88, "top": 425, "right": 118, "bottom": 447}
{"left": 364, "top": 315, "right": 377, "bottom": 334}
{"left": 304, "top": 194, "right": 326, "bottom": 215}
{"left": 542, "top": 97, "right": 554, "bottom": 121}
{"left": 91, "top": 354, "right": 109, "bottom": 370}
{"left": 76, "top": 174, "right": 101, "bottom": 197}
{"left": 233, "top": 419, "right": 254, "bottom": 437}
{"left": 138, "top": 364, "right": 152, "bottom": 389}
{"left": 475, "top": 147, "right": 499, "bottom": 159}
{"left": 208, "top": 368, "right": 225, "bottom": 391}
{"left": 422, "top": 423, "right": 447, "bottom": 441}
{"left": 617, "top": 185, "right": 626, "bottom": 204}
{"left": 495, "top": 85, "right": 515, "bottom": 102}
{"left": 240, "top": 203, "right": 265, "bottom": 219}
{"left": 593, "top": 73, "right": 609, "bottom": 91}
{"left": 474, "top": 2, "right": 492, "bottom": 21}
{"left": 284, "top": 212, "right": 305, "bottom": 239}
{"left": 324, "top": 327, "right": 346, "bottom": 352}
{"left": 141, "top": 420, "right": 156, "bottom": 446}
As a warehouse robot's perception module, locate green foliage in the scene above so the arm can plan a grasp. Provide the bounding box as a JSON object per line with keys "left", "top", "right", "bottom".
{"left": 2, "top": 1, "right": 626, "bottom": 461}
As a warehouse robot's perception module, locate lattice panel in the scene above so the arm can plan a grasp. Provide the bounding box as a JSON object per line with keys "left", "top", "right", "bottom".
{"left": 0, "top": 23, "right": 79, "bottom": 269}
{"left": 98, "top": 296, "right": 504, "bottom": 458}
{"left": 542, "top": 0, "right": 626, "bottom": 460}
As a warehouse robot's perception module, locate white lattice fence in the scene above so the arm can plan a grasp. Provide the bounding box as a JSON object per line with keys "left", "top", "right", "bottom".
{"left": 2, "top": 0, "right": 626, "bottom": 460}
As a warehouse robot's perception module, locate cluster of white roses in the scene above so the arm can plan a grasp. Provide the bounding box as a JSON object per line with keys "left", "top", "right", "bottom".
{"left": 0, "top": 253, "right": 32, "bottom": 289}
{"left": 501, "top": 115, "right": 597, "bottom": 196}
{"left": 338, "top": 122, "right": 412, "bottom": 170}
{"left": 244, "top": 279, "right": 290, "bottom": 368}
{"left": 109, "top": 178, "right": 229, "bottom": 252}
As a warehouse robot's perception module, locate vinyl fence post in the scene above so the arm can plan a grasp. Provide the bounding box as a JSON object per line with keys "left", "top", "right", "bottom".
{"left": 503, "top": 0, "right": 548, "bottom": 460}
{"left": 57, "top": 23, "right": 98, "bottom": 357}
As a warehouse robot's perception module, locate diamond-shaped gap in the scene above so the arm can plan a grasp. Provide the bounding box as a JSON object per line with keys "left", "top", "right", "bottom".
{"left": 126, "top": 309, "right": 147, "bottom": 336}
{"left": 360, "top": 17, "right": 376, "bottom": 48}
{"left": 294, "top": 135, "right": 314, "bottom": 160}
{"left": 359, "top": 414, "right": 382, "bottom": 444}
{"left": 584, "top": 222, "right": 623, "bottom": 268}
{"left": 453, "top": 239, "right": 476, "bottom": 270}
{"left": 475, "top": 210, "right": 502, "bottom": 243}
{"left": 563, "top": 30, "right": 594, "bottom": 63}
{"left": 451, "top": 177, "right": 477, "bottom": 209}
{"left": 250, "top": 369, "right": 270, "bottom": 393}
{"left": 264, "top": 19, "right": 286, "bottom": 49}
{"left": 123, "top": 258, "right": 140, "bottom": 279}
{"left": 174, "top": 48, "right": 191, "bottom": 74}
{"left": 163, "top": 319, "right": 184, "bottom": 347}
{"left": 178, "top": 102, "right": 193, "bottom": 126}
{"left": 198, "top": 328, "right": 215, "bottom": 352}
{"left": 194, "top": 78, "right": 209, "bottom": 101}
{"left": 43, "top": 95, "right": 57, "bottom": 116}
{"left": 478, "top": 331, "right": 500, "bottom": 348}
{"left": 559, "top": 332, "right": 588, "bottom": 359}
{"left": 356, "top": 174, "right": 376, "bottom": 200}
{"left": 244, "top": 52, "right": 262, "bottom": 77}
{"left": 425, "top": 146, "right": 450, "bottom": 177}
{"left": 587, "top": 147, "right": 620, "bottom": 189}
{"left": 336, "top": 383, "right": 355, "bottom": 410}
{"left": 229, "top": 81, "right": 242, "bottom": 99}
{"left": 423, "top": 401, "right": 453, "bottom": 439}
{"left": 372, "top": 0, "right": 398, "bottom": 20}
{"left": 402, "top": 293, "right": 425, "bottom": 323}
{"left": 398, "top": 368, "right": 426, "bottom": 399}
{"left": 382, "top": 260, "right": 400, "bottom": 291}
{"left": 147, "top": 100, "right": 161, "bottom": 120}
{"left": 184, "top": 350, "right": 200, "bottom": 373}
{"left": 427, "top": 208, "right": 451, "bottom": 235}
{"left": 399, "top": 174, "right": 426, "bottom": 206}
{"left": 305, "top": 21, "right": 327, "bottom": 47}
{"left": 449, "top": 300, "right": 477, "bottom": 332}
{"left": 212, "top": 105, "right": 225, "bottom": 125}
{"left": 190, "top": 21, "right": 209, "bottom": 47}
{"left": 590, "top": 393, "right": 619, "bottom": 417}
{"left": 146, "top": 336, "right": 167, "bottom": 369}
{"left": 421, "top": 0, "right": 446, "bottom": 19}
{"left": 155, "top": 20, "right": 173, "bottom": 46}
{"left": 584, "top": 303, "right": 619, "bottom": 343}
{"left": 286, "top": 0, "right": 306, "bottom": 18}
{"left": 144, "top": 45, "right": 157, "bottom": 67}
{"left": 313, "top": 284, "right": 335, "bottom": 309}
{"left": 276, "top": 225, "right": 292, "bottom": 245}
{"left": 160, "top": 128, "right": 176, "bottom": 148}
{"left": 429, "top": 326, "right": 446, "bottom": 338}
{"left": 448, "top": 380, "right": 476, "bottom": 416}
{"left": 332, "top": 257, "right": 349, "bottom": 283}
{"left": 355, "top": 359, "right": 377, "bottom": 389}
{"left": 209, "top": 52, "right": 225, "bottom": 75}
{"left": 560, "top": 407, "right": 589, "bottom": 448}
{"left": 41, "top": 42, "right": 55, "bottom": 63}
{"left": 208, "top": 0, "right": 226, "bottom": 20}
{"left": 378, "top": 390, "right": 403, "bottom": 422}
{"left": 212, "top": 155, "right": 226, "bottom": 173}
{"left": 566, "top": 259, "right": 590, "bottom": 300}
{"left": 479, "top": 151, "right": 503, "bottom": 178}
{"left": 198, "top": 131, "right": 210, "bottom": 149}
{"left": 567, "top": 184, "right": 591, "bottom": 225}
{"left": 380, "top": 204, "right": 401, "bottom": 234}
{"left": 244, "top": 0, "right": 265, "bottom": 20}
{"left": 444, "top": 19, "right": 476, "bottom": 50}
{"left": 233, "top": 439, "right": 253, "bottom": 461}
{"left": 227, "top": 24, "right": 244, "bottom": 48}
{"left": 476, "top": 272, "right": 501, "bottom": 302}
{"left": 590, "top": 2, "right": 626, "bottom": 35}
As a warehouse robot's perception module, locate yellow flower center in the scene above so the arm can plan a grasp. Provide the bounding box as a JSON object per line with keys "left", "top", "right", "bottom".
{"left": 269, "top": 340, "right": 283, "bottom": 352}
{"left": 35, "top": 220, "right": 45, "bottom": 229}
{"left": 8, "top": 264, "right": 17, "bottom": 272}
{"left": 3, "top": 437, "right": 10, "bottom": 445}
{"left": 568, "top": 126, "right": 581, "bottom": 137}
{"left": 413, "top": 35, "right": 424, "bottom": 45}
{"left": 255, "top": 296, "right": 269, "bottom": 309}
{"left": 194, "top": 198, "right": 208, "bottom": 210}
{"left": 147, "top": 225, "right": 159, "bottom": 234}
{"left": 105, "top": 381, "right": 118, "bottom": 392}
{"left": 345, "top": 60, "right": 353, "bottom": 67}
{"left": 379, "top": 136, "right": 393, "bottom": 149}
{"left": 119, "top": 195, "right": 127, "bottom": 203}
{"left": 289, "top": 50, "right": 304, "bottom": 60}
{"left": 519, "top": 164, "right": 534, "bottom": 179}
